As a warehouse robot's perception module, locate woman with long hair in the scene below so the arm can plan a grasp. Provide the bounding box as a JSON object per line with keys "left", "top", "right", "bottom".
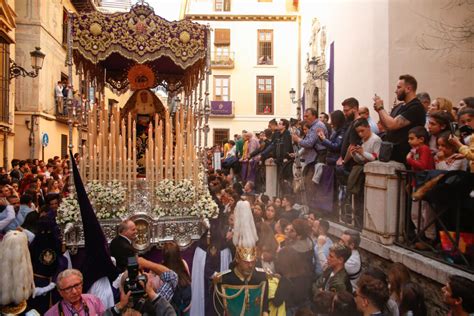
{"left": 163, "top": 241, "right": 191, "bottom": 315}
{"left": 388, "top": 262, "right": 411, "bottom": 305}
{"left": 46, "top": 179, "right": 61, "bottom": 195}
{"left": 427, "top": 110, "right": 453, "bottom": 153}
{"left": 256, "top": 222, "right": 279, "bottom": 273}
{"left": 399, "top": 282, "right": 427, "bottom": 316}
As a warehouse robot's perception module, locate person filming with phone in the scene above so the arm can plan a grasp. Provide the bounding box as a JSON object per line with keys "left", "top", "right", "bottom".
{"left": 449, "top": 108, "right": 474, "bottom": 172}
{"left": 373, "top": 74, "right": 425, "bottom": 164}
{"left": 344, "top": 119, "right": 382, "bottom": 225}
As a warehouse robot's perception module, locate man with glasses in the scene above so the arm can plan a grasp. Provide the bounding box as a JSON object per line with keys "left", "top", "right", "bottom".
{"left": 45, "top": 269, "right": 105, "bottom": 316}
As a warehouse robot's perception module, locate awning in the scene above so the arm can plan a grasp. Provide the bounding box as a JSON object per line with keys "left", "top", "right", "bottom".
{"left": 71, "top": 2, "right": 209, "bottom": 95}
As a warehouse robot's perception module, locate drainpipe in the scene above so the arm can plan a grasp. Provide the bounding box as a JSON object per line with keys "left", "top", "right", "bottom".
{"left": 27, "top": 114, "right": 38, "bottom": 159}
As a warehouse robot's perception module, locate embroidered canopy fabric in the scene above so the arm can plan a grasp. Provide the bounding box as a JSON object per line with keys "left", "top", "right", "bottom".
{"left": 72, "top": 3, "right": 208, "bottom": 95}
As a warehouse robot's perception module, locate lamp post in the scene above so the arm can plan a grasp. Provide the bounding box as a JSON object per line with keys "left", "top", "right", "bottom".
{"left": 289, "top": 88, "right": 303, "bottom": 119}
{"left": 307, "top": 56, "right": 329, "bottom": 81}
{"left": 9, "top": 47, "right": 46, "bottom": 81}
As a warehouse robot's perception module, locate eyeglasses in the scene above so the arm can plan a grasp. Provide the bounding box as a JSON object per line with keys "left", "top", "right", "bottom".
{"left": 59, "top": 282, "right": 82, "bottom": 294}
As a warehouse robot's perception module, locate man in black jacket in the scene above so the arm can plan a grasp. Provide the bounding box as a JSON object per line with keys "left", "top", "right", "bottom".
{"left": 110, "top": 219, "right": 138, "bottom": 272}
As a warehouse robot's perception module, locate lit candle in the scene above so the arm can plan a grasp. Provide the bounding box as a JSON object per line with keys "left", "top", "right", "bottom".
{"left": 128, "top": 136, "right": 132, "bottom": 189}
{"left": 132, "top": 121, "right": 136, "bottom": 179}
{"left": 112, "top": 144, "right": 116, "bottom": 180}
{"left": 92, "top": 144, "right": 97, "bottom": 181}
{"left": 157, "top": 121, "right": 163, "bottom": 182}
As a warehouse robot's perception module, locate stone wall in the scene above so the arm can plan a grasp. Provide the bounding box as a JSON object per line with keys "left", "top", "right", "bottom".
{"left": 358, "top": 248, "right": 448, "bottom": 316}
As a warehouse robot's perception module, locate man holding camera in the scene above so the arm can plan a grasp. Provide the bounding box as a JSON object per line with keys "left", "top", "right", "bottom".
{"left": 105, "top": 269, "right": 176, "bottom": 316}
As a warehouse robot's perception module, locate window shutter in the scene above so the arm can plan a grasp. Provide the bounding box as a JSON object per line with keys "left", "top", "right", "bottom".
{"left": 214, "top": 29, "right": 230, "bottom": 45}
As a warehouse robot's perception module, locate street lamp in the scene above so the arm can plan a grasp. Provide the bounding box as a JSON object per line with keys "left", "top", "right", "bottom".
{"left": 10, "top": 47, "right": 46, "bottom": 80}
{"left": 289, "top": 88, "right": 303, "bottom": 119}
{"left": 307, "top": 56, "right": 329, "bottom": 81}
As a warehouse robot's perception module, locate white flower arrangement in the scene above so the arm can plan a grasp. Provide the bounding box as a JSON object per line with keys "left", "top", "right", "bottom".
{"left": 190, "top": 190, "right": 219, "bottom": 219}
{"left": 86, "top": 181, "right": 127, "bottom": 220}
{"left": 155, "top": 179, "right": 196, "bottom": 203}
{"left": 57, "top": 181, "right": 127, "bottom": 224}
{"left": 153, "top": 205, "right": 193, "bottom": 218}
{"left": 57, "top": 195, "right": 80, "bottom": 224}
{"left": 153, "top": 173, "right": 218, "bottom": 219}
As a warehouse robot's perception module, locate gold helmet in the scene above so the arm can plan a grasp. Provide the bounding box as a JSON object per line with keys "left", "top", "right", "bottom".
{"left": 233, "top": 200, "right": 258, "bottom": 262}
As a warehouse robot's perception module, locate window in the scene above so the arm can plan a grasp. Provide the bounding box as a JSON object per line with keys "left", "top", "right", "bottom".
{"left": 61, "top": 134, "right": 68, "bottom": 159}
{"left": 215, "top": 0, "right": 231, "bottom": 11}
{"left": 257, "top": 30, "right": 273, "bottom": 65}
{"left": 0, "top": 39, "right": 9, "bottom": 123}
{"left": 213, "top": 129, "right": 230, "bottom": 147}
{"left": 214, "top": 29, "right": 231, "bottom": 64}
{"left": 214, "top": 76, "right": 230, "bottom": 101}
{"left": 256, "top": 76, "right": 273, "bottom": 115}
{"left": 62, "top": 9, "right": 68, "bottom": 46}
{"left": 216, "top": 46, "right": 230, "bottom": 59}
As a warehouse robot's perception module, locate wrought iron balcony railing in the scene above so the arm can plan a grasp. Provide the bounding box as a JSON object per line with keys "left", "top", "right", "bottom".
{"left": 211, "top": 51, "right": 235, "bottom": 69}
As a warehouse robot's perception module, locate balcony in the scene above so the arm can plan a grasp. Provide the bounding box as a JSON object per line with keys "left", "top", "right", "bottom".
{"left": 211, "top": 51, "right": 235, "bottom": 69}
{"left": 55, "top": 97, "right": 88, "bottom": 127}
{"left": 210, "top": 100, "right": 234, "bottom": 118}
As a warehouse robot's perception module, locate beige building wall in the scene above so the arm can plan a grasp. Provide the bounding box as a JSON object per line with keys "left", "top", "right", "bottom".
{"left": 300, "top": 0, "right": 472, "bottom": 116}
{"left": 0, "top": 0, "right": 16, "bottom": 168}
{"left": 14, "top": 0, "right": 82, "bottom": 160}
{"left": 186, "top": 0, "right": 300, "bottom": 146}
{"left": 387, "top": 0, "right": 472, "bottom": 106}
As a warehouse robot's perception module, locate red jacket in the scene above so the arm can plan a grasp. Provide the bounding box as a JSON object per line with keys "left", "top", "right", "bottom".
{"left": 406, "top": 144, "right": 435, "bottom": 171}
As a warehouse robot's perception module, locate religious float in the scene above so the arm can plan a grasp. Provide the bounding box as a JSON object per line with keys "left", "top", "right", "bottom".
{"left": 58, "top": 2, "right": 215, "bottom": 253}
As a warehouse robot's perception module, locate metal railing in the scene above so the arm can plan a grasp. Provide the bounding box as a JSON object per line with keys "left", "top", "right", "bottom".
{"left": 211, "top": 51, "right": 235, "bottom": 68}
{"left": 395, "top": 170, "right": 474, "bottom": 273}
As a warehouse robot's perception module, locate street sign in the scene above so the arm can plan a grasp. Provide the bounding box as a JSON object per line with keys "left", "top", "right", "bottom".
{"left": 42, "top": 133, "right": 49, "bottom": 147}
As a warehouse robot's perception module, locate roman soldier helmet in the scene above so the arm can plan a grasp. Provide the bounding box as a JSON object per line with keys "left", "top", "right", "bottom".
{"left": 232, "top": 200, "right": 258, "bottom": 262}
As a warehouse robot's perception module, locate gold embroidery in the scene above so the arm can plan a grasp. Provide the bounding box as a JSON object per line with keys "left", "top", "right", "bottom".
{"left": 71, "top": 2, "right": 208, "bottom": 95}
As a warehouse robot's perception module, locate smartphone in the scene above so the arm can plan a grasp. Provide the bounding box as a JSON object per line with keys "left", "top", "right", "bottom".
{"left": 450, "top": 122, "right": 458, "bottom": 136}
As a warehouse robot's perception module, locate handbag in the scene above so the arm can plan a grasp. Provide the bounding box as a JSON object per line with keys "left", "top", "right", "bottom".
{"left": 378, "top": 141, "right": 394, "bottom": 162}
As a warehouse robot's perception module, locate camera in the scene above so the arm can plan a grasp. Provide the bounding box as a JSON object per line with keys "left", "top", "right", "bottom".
{"left": 124, "top": 256, "right": 148, "bottom": 300}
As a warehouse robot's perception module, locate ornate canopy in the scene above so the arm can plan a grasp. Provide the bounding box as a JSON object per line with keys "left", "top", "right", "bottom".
{"left": 72, "top": 2, "right": 209, "bottom": 95}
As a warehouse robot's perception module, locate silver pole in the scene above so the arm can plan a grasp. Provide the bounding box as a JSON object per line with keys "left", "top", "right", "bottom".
{"left": 193, "top": 88, "right": 198, "bottom": 146}
{"left": 203, "top": 26, "right": 211, "bottom": 150}
{"left": 198, "top": 79, "right": 203, "bottom": 150}
{"left": 77, "top": 66, "right": 83, "bottom": 157}
{"left": 66, "top": 11, "right": 75, "bottom": 194}
{"left": 201, "top": 27, "right": 211, "bottom": 185}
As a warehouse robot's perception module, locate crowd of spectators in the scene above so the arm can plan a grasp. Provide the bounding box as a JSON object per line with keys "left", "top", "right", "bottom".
{"left": 1, "top": 73, "right": 473, "bottom": 315}
{"left": 213, "top": 74, "right": 474, "bottom": 251}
